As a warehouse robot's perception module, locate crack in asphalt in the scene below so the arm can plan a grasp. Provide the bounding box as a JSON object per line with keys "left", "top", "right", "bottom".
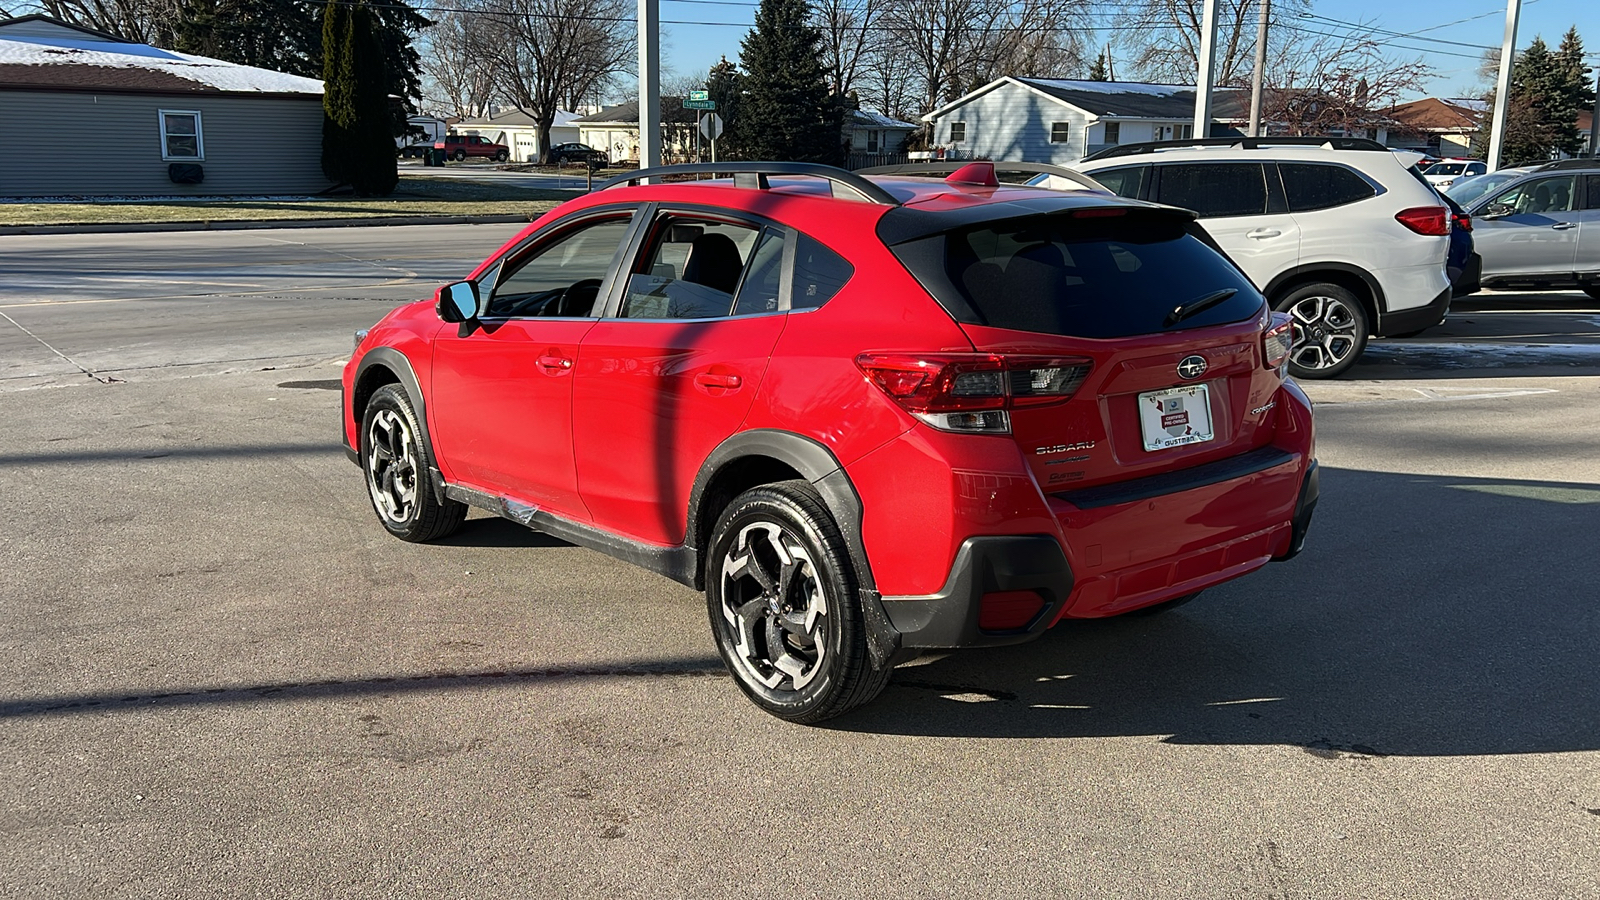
{"left": 0, "top": 310, "right": 123, "bottom": 384}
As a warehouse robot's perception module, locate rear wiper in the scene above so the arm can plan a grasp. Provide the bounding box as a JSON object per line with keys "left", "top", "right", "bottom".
{"left": 1165, "top": 288, "right": 1238, "bottom": 327}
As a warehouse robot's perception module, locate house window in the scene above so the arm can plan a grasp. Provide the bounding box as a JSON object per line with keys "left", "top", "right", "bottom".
{"left": 867, "top": 130, "right": 879, "bottom": 153}
{"left": 1050, "top": 122, "right": 1070, "bottom": 143}
{"left": 1104, "top": 122, "right": 1121, "bottom": 145}
{"left": 950, "top": 122, "right": 966, "bottom": 143}
{"left": 159, "top": 110, "right": 203, "bottom": 160}
{"left": 1154, "top": 123, "right": 1193, "bottom": 141}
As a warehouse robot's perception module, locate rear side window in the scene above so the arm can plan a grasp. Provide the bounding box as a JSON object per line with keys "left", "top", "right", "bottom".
{"left": 939, "top": 215, "right": 1262, "bottom": 339}
{"left": 1088, "top": 165, "right": 1148, "bottom": 199}
{"left": 790, "top": 234, "right": 853, "bottom": 310}
{"left": 1155, "top": 164, "right": 1267, "bottom": 217}
{"left": 1584, "top": 174, "right": 1600, "bottom": 210}
{"left": 1279, "top": 163, "right": 1377, "bottom": 212}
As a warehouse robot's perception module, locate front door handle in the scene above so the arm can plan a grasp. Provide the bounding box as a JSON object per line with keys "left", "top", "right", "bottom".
{"left": 694, "top": 372, "right": 742, "bottom": 390}
{"left": 1551, "top": 222, "right": 1577, "bottom": 231}
{"left": 1246, "top": 228, "right": 1282, "bottom": 239}
{"left": 536, "top": 355, "right": 573, "bottom": 372}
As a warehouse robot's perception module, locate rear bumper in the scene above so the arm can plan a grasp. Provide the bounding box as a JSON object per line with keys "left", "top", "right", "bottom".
{"left": 1377, "top": 284, "right": 1452, "bottom": 337}
{"left": 879, "top": 452, "right": 1318, "bottom": 649}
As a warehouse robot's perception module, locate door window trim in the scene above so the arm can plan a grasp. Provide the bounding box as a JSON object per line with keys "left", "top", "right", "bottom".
{"left": 475, "top": 204, "right": 643, "bottom": 321}
{"left": 596, "top": 204, "right": 797, "bottom": 321}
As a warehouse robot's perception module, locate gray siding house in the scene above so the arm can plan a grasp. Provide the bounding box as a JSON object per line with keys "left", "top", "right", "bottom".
{"left": 0, "top": 15, "right": 331, "bottom": 198}
{"left": 924, "top": 77, "right": 1246, "bottom": 164}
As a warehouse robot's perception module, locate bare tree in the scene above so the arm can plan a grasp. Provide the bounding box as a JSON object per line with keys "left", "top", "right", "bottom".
{"left": 34, "top": 0, "right": 184, "bottom": 44}
{"left": 876, "top": 0, "right": 1089, "bottom": 116}
{"left": 472, "top": 0, "right": 633, "bottom": 162}
{"left": 420, "top": 7, "right": 499, "bottom": 118}
{"left": 1257, "top": 30, "right": 1432, "bottom": 136}
{"left": 1119, "top": 0, "right": 1288, "bottom": 85}
{"left": 812, "top": 0, "right": 886, "bottom": 98}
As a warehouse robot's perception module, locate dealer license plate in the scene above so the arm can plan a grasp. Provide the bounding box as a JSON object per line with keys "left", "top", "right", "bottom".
{"left": 1138, "top": 384, "right": 1214, "bottom": 451}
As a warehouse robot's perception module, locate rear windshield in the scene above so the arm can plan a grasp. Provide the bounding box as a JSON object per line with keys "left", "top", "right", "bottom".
{"left": 929, "top": 215, "right": 1263, "bottom": 338}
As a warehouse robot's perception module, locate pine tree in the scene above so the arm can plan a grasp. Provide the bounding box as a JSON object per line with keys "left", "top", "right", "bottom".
{"left": 321, "top": 0, "right": 397, "bottom": 195}
{"left": 1088, "top": 52, "right": 1110, "bottom": 81}
{"left": 1552, "top": 27, "right": 1595, "bottom": 156}
{"left": 1502, "top": 36, "right": 1559, "bottom": 165}
{"left": 706, "top": 56, "right": 746, "bottom": 160}
{"left": 737, "top": 0, "right": 840, "bottom": 164}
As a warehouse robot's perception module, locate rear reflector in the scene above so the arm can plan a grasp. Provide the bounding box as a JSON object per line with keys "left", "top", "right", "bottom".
{"left": 856, "top": 353, "right": 1092, "bottom": 434}
{"left": 1263, "top": 312, "right": 1293, "bottom": 369}
{"left": 1394, "top": 206, "right": 1449, "bottom": 236}
{"left": 977, "top": 590, "right": 1046, "bottom": 631}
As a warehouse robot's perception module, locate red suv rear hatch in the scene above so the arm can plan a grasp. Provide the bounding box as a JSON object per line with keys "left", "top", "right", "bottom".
{"left": 878, "top": 206, "right": 1289, "bottom": 493}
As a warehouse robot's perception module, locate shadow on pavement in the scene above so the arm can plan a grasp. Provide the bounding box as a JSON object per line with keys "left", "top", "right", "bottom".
{"left": 831, "top": 466, "right": 1600, "bottom": 756}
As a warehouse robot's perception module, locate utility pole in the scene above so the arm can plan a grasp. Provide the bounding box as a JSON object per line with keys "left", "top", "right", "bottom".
{"left": 1248, "top": 0, "right": 1269, "bottom": 137}
{"left": 638, "top": 0, "right": 661, "bottom": 171}
{"left": 1193, "top": 0, "right": 1220, "bottom": 141}
{"left": 1485, "top": 0, "right": 1521, "bottom": 171}
{"left": 1590, "top": 66, "right": 1599, "bottom": 156}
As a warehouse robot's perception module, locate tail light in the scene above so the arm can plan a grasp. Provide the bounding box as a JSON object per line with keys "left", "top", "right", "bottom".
{"left": 1394, "top": 206, "right": 1449, "bottom": 236}
{"left": 1452, "top": 212, "right": 1472, "bottom": 232}
{"left": 855, "top": 352, "right": 1092, "bottom": 434}
{"left": 1262, "top": 313, "right": 1293, "bottom": 369}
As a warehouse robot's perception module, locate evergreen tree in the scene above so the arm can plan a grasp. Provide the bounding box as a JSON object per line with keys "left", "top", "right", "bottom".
{"left": 1552, "top": 27, "right": 1595, "bottom": 156}
{"left": 737, "top": 0, "right": 840, "bottom": 164}
{"left": 1501, "top": 36, "right": 1558, "bottom": 165}
{"left": 706, "top": 56, "right": 746, "bottom": 160}
{"left": 1088, "top": 52, "right": 1109, "bottom": 81}
{"left": 321, "top": 0, "right": 397, "bottom": 195}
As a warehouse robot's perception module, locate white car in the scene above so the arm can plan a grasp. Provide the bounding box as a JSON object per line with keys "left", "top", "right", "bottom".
{"left": 1422, "top": 159, "right": 1488, "bottom": 190}
{"left": 1047, "top": 138, "right": 1452, "bottom": 378}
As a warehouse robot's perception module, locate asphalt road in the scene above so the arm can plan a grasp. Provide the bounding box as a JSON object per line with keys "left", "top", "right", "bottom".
{"left": 2, "top": 226, "right": 1598, "bottom": 898}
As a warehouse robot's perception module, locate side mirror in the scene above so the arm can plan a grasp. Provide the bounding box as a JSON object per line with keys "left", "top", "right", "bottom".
{"left": 435, "top": 280, "right": 479, "bottom": 323}
{"left": 1481, "top": 202, "right": 1513, "bottom": 220}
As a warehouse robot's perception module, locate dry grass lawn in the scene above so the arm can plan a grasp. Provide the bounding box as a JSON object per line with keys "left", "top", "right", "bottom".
{"left": 0, "top": 177, "right": 569, "bottom": 227}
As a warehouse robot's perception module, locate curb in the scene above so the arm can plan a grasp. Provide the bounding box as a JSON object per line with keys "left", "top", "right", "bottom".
{"left": 0, "top": 213, "right": 536, "bottom": 237}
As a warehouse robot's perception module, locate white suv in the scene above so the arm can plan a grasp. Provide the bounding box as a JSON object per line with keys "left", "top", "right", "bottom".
{"left": 1047, "top": 138, "right": 1453, "bottom": 378}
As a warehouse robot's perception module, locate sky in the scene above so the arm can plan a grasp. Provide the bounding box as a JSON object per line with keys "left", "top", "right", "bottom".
{"left": 657, "top": 0, "right": 1598, "bottom": 106}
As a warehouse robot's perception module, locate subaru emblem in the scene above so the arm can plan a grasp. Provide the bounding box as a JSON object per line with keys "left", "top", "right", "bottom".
{"left": 1176, "top": 355, "right": 1208, "bottom": 379}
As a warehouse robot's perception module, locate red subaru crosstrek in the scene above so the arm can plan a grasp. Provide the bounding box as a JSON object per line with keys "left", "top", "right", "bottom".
{"left": 342, "top": 162, "right": 1317, "bottom": 722}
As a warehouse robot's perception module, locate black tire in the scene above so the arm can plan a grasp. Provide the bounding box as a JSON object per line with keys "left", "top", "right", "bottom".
{"left": 1273, "top": 282, "right": 1369, "bottom": 379}
{"left": 360, "top": 384, "right": 466, "bottom": 542}
{"left": 1123, "top": 590, "right": 1203, "bottom": 617}
{"left": 495, "top": 150, "right": 509, "bottom": 162}
{"left": 1584, "top": 286, "right": 1600, "bottom": 302}
{"left": 452, "top": 149, "right": 466, "bottom": 162}
{"left": 705, "top": 480, "right": 891, "bottom": 723}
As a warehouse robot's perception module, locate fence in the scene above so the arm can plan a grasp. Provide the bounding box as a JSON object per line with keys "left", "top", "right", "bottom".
{"left": 845, "top": 151, "right": 911, "bottom": 170}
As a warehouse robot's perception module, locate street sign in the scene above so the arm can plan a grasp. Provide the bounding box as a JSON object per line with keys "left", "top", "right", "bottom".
{"left": 699, "top": 113, "right": 724, "bottom": 141}
{"left": 689, "top": 90, "right": 709, "bottom": 101}
{"left": 684, "top": 99, "right": 716, "bottom": 110}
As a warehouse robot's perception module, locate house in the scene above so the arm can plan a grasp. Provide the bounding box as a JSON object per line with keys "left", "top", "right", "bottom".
{"left": 842, "top": 108, "right": 919, "bottom": 161}
{"left": 572, "top": 99, "right": 698, "bottom": 164}
{"left": 0, "top": 14, "right": 330, "bottom": 198}
{"left": 455, "top": 107, "right": 581, "bottom": 162}
{"left": 1385, "top": 97, "right": 1483, "bottom": 157}
{"left": 923, "top": 77, "right": 1248, "bottom": 164}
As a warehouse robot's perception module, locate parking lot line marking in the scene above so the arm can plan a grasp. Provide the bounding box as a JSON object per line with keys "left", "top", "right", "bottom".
{"left": 1205, "top": 697, "right": 1285, "bottom": 706}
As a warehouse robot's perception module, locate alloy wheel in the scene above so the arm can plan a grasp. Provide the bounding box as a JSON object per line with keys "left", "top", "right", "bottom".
{"left": 366, "top": 408, "right": 419, "bottom": 525}
{"left": 1285, "top": 294, "right": 1359, "bottom": 373}
{"left": 717, "top": 521, "right": 830, "bottom": 693}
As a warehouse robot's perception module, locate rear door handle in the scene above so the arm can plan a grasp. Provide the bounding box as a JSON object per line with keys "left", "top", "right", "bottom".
{"left": 1246, "top": 228, "right": 1282, "bottom": 239}
{"left": 1551, "top": 222, "right": 1577, "bottom": 230}
{"left": 536, "top": 355, "right": 573, "bottom": 372}
{"left": 694, "top": 372, "right": 742, "bottom": 389}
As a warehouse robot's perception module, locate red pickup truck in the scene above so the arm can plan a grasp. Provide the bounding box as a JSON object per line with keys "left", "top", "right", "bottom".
{"left": 418, "top": 134, "right": 510, "bottom": 162}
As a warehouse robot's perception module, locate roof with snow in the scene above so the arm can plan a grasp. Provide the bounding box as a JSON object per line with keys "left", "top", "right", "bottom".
{"left": 1017, "top": 78, "right": 1246, "bottom": 119}
{"left": 845, "top": 108, "right": 919, "bottom": 130}
{"left": 459, "top": 108, "right": 581, "bottom": 128}
{"left": 0, "top": 16, "right": 322, "bottom": 97}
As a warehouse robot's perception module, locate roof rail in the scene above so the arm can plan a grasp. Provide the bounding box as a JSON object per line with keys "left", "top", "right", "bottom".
{"left": 855, "top": 161, "right": 1110, "bottom": 193}
{"left": 1532, "top": 157, "right": 1600, "bottom": 172}
{"left": 1082, "top": 136, "right": 1391, "bottom": 162}
{"left": 596, "top": 162, "right": 901, "bottom": 205}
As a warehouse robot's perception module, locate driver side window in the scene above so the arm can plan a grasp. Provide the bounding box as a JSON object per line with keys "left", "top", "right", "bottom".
{"left": 1489, "top": 176, "right": 1576, "bottom": 216}
{"left": 486, "top": 216, "right": 633, "bottom": 318}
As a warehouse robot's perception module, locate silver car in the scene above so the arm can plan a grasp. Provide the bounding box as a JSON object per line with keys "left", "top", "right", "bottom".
{"left": 1450, "top": 159, "right": 1600, "bottom": 300}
